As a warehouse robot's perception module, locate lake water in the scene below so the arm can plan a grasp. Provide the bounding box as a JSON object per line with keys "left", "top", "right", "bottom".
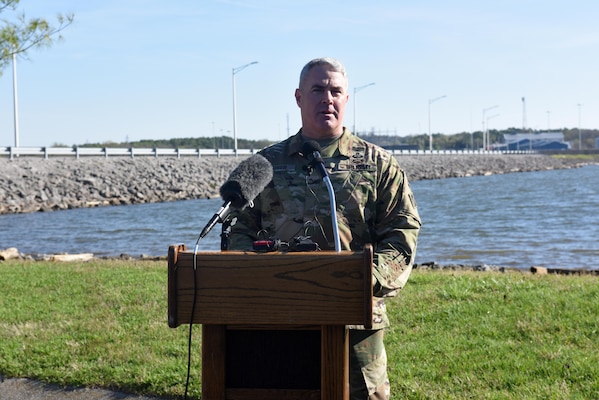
{"left": 1, "top": 165, "right": 598, "bottom": 270}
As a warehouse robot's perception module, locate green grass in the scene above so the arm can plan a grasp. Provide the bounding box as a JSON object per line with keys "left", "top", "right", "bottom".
{"left": 1, "top": 260, "right": 598, "bottom": 399}
{"left": 550, "top": 153, "right": 599, "bottom": 161}
{"left": 388, "top": 271, "right": 599, "bottom": 399}
{"left": 0, "top": 260, "right": 198, "bottom": 398}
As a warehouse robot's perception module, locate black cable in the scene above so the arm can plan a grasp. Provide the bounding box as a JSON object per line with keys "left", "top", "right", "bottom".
{"left": 184, "top": 240, "right": 200, "bottom": 399}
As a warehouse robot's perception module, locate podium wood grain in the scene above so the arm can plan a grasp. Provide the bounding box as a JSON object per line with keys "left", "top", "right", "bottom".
{"left": 168, "top": 244, "right": 373, "bottom": 400}
{"left": 168, "top": 245, "right": 373, "bottom": 328}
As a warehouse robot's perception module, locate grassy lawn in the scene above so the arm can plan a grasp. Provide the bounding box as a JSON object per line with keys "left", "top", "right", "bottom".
{"left": 1, "top": 259, "right": 598, "bottom": 399}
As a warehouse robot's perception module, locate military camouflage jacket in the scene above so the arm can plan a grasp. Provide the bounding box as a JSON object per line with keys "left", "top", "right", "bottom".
{"left": 228, "top": 129, "right": 421, "bottom": 329}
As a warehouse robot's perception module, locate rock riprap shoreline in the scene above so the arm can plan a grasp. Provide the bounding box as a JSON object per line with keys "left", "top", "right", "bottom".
{"left": 0, "top": 154, "right": 590, "bottom": 215}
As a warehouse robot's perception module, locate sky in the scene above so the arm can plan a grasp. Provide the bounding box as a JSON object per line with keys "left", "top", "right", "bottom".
{"left": 1, "top": 0, "right": 598, "bottom": 147}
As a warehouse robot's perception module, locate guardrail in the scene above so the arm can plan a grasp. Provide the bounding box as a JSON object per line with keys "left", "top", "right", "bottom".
{"left": 0, "top": 146, "right": 536, "bottom": 159}
{"left": 0, "top": 146, "right": 258, "bottom": 159}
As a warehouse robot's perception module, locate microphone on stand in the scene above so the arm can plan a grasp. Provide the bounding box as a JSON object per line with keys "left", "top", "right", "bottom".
{"left": 302, "top": 141, "right": 329, "bottom": 179}
{"left": 190, "top": 155, "right": 273, "bottom": 400}
{"left": 302, "top": 141, "right": 341, "bottom": 252}
{"left": 199, "top": 153, "right": 273, "bottom": 239}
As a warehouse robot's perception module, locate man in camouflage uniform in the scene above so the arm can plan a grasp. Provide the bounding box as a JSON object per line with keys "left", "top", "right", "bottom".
{"left": 228, "top": 57, "right": 421, "bottom": 399}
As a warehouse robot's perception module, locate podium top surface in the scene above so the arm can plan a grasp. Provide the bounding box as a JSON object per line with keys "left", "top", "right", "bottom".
{"left": 168, "top": 245, "right": 373, "bottom": 328}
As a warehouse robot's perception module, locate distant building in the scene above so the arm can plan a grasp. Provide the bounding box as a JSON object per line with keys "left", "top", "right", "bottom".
{"left": 497, "top": 131, "right": 570, "bottom": 151}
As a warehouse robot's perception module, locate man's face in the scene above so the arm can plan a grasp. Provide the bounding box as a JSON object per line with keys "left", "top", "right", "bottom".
{"left": 295, "top": 65, "right": 349, "bottom": 139}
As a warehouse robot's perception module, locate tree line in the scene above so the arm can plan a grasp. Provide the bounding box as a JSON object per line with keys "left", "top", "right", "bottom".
{"left": 76, "top": 127, "right": 598, "bottom": 151}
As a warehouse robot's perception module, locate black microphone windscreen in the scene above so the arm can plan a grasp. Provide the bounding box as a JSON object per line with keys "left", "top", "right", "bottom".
{"left": 302, "top": 140, "right": 322, "bottom": 155}
{"left": 302, "top": 140, "right": 325, "bottom": 164}
{"left": 219, "top": 154, "right": 273, "bottom": 208}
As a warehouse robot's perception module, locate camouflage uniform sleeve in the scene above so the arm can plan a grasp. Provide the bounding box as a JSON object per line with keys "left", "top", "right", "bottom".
{"left": 227, "top": 196, "right": 264, "bottom": 251}
{"left": 371, "top": 155, "right": 421, "bottom": 298}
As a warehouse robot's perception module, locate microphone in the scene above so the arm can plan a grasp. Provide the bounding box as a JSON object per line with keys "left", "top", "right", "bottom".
{"left": 199, "top": 153, "right": 273, "bottom": 239}
{"left": 302, "top": 140, "right": 328, "bottom": 178}
{"left": 301, "top": 140, "right": 341, "bottom": 252}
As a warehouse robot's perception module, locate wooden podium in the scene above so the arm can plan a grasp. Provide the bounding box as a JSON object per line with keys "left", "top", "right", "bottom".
{"left": 168, "top": 244, "right": 373, "bottom": 400}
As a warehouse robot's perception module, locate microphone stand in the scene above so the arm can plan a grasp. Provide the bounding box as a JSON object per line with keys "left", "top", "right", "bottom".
{"left": 310, "top": 157, "right": 341, "bottom": 252}
{"left": 322, "top": 174, "right": 341, "bottom": 252}
{"left": 199, "top": 201, "right": 231, "bottom": 239}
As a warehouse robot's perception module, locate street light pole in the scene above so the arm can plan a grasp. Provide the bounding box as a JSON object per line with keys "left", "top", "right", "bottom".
{"left": 577, "top": 103, "right": 583, "bottom": 150}
{"left": 353, "top": 82, "right": 375, "bottom": 136}
{"left": 428, "top": 95, "right": 446, "bottom": 151}
{"left": 12, "top": 52, "right": 20, "bottom": 147}
{"left": 482, "top": 105, "right": 498, "bottom": 150}
{"left": 232, "top": 61, "right": 258, "bottom": 155}
{"left": 486, "top": 114, "right": 499, "bottom": 150}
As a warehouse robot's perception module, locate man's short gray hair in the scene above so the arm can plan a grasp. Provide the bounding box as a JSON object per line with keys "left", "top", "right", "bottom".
{"left": 299, "top": 57, "right": 347, "bottom": 88}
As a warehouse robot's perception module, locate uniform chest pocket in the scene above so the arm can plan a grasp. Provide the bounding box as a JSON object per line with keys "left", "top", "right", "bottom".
{"left": 330, "top": 168, "right": 374, "bottom": 210}
{"left": 270, "top": 170, "right": 306, "bottom": 217}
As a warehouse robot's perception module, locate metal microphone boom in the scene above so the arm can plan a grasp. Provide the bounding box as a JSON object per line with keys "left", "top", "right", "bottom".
{"left": 302, "top": 141, "right": 341, "bottom": 252}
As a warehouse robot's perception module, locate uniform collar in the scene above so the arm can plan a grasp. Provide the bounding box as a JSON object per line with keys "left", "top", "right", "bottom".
{"left": 287, "top": 127, "right": 354, "bottom": 158}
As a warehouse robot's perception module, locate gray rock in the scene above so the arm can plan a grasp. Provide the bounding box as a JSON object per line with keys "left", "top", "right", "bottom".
{"left": 0, "top": 154, "right": 589, "bottom": 215}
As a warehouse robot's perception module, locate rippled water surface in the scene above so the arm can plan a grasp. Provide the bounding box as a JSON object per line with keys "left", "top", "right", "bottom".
{"left": 1, "top": 165, "right": 597, "bottom": 270}
{"left": 412, "top": 164, "right": 599, "bottom": 269}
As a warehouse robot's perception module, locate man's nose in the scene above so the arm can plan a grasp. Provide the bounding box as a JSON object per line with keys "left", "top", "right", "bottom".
{"left": 321, "top": 91, "right": 334, "bottom": 103}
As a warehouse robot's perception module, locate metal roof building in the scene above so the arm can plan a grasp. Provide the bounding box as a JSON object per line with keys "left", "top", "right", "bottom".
{"left": 497, "top": 131, "right": 570, "bottom": 151}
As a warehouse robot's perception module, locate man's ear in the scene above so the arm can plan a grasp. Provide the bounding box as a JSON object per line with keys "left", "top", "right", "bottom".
{"left": 294, "top": 88, "right": 301, "bottom": 107}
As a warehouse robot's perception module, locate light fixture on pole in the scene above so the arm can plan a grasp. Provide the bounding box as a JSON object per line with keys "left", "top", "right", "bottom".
{"left": 428, "top": 95, "right": 446, "bottom": 151}
{"left": 482, "top": 105, "right": 498, "bottom": 150}
{"left": 353, "top": 82, "right": 375, "bottom": 136}
{"left": 232, "top": 61, "right": 258, "bottom": 155}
